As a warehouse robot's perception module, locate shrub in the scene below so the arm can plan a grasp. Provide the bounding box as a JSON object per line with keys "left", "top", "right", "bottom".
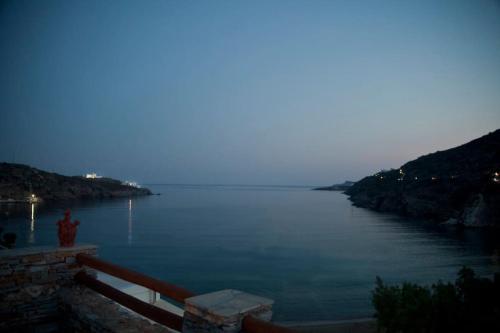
{"left": 373, "top": 267, "right": 500, "bottom": 333}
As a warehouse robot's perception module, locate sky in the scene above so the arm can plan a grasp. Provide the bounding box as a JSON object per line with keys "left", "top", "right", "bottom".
{"left": 1, "top": 0, "right": 500, "bottom": 185}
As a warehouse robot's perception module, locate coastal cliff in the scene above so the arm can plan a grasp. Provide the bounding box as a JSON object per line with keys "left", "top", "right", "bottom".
{"left": 345, "top": 130, "right": 500, "bottom": 227}
{"left": 0, "top": 163, "right": 151, "bottom": 202}
{"left": 313, "top": 181, "right": 355, "bottom": 191}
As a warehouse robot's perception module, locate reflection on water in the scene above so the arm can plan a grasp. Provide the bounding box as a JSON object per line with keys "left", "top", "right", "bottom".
{"left": 1, "top": 185, "right": 500, "bottom": 321}
{"left": 0, "top": 202, "right": 38, "bottom": 244}
{"left": 29, "top": 203, "right": 35, "bottom": 244}
{"left": 128, "top": 199, "right": 132, "bottom": 245}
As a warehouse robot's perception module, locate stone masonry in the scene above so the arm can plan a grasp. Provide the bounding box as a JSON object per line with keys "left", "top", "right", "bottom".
{"left": 59, "top": 285, "right": 173, "bottom": 333}
{"left": 0, "top": 244, "right": 176, "bottom": 333}
{"left": 0, "top": 244, "right": 97, "bottom": 332}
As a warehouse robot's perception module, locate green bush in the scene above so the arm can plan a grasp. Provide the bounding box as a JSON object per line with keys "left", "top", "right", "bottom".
{"left": 372, "top": 267, "right": 500, "bottom": 333}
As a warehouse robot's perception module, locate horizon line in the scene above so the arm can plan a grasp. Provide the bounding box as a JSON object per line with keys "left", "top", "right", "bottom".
{"left": 141, "top": 183, "right": 320, "bottom": 188}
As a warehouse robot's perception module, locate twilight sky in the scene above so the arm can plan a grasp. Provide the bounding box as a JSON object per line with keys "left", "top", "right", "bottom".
{"left": 1, "top": 0, "right": 500, "bottom": 185}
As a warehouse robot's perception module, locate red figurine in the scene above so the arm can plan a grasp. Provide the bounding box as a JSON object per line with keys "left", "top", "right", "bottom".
{"left": 57, "top": 209, "right": 80, "bottom": 247}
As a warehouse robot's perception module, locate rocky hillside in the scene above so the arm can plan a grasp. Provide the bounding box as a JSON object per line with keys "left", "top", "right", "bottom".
{"left": 0, "top": 163, "right": 151, "bottom": 202}
{"left": 346, "top": 130, "right": 500, "bottom": 227}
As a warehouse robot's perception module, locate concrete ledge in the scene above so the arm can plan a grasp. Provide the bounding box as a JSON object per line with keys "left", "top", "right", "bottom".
{"left": 183, "top": 289, "right": 273, "bottom": 333}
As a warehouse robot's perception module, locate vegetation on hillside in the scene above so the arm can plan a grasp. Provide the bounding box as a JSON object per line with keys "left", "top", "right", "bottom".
{"left": 0, "top": 163, "right": 151, "bottom": 202}
{"left": 347, "top": 130, "right": 500, "bottom": 226}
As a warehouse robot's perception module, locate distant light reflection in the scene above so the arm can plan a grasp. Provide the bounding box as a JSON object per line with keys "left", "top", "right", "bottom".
{"left": 29, "top": 203, "right": 35, "bottom": 244}
{"left": 128, "top": 199, "right": 132, "bottom": 245}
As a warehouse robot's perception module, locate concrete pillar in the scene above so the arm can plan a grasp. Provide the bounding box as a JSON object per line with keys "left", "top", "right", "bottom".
{"left": 182, "top": 289, "right": 274, "bottom": 333}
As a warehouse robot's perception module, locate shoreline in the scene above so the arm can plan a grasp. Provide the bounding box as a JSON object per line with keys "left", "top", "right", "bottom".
{"left": 282, "top": 318, "right": 376, "bottom": 333}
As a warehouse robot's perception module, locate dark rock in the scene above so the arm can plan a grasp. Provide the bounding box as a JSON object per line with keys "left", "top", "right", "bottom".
{"left": 0, "top": 163, "right": 152, "bottom": 202}
{"left": 346, "top": 129, "right": 500, "bottom": 227}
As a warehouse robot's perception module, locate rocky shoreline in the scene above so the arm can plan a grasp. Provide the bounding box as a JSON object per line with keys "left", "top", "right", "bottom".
{"left": 0, "top": 163, "right": 152, "bottom": 202}
{"left": 345, "top": 130, "right": 500, "bottom": 227}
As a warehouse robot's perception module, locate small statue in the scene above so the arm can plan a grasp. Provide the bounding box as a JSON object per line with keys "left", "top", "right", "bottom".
{"left": 57, "top": 209, "right": 80, "bottom": 247}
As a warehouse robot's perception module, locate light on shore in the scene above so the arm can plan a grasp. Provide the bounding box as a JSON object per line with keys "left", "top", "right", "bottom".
{"left": 85, "top": 172, "right": 102, "bottom": 179}
{"left": 28, "top": 194, "right": 39, "bottom": 204}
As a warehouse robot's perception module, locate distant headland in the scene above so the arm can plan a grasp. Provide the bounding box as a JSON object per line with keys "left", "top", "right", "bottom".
{"left": 313, "top": 181, "right": 355, "bottom": 191}
{"left": 344, "top": 129, "right": 500, "bottom": 227}
{"left": 0, "top": 163, "right": 152, "bottom": 202}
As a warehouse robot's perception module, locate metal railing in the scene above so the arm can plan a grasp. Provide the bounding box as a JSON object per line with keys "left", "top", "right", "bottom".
{"left": 75, "top": 253, "right": 296, "bottom": 333}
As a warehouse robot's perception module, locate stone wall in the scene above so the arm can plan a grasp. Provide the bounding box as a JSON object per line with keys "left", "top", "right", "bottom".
{"left": 59, "top": 285, "right": 173, "bottom": 333}
{"left": 0, "top": 244, "right": 175, "bottom": 333}
{"left": 0, "top": 244, "right": 97, "bottom": 332}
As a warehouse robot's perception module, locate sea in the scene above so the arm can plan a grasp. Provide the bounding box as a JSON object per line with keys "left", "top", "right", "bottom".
{"left": 1, "top": 184, "right": 499, "bottom": 322}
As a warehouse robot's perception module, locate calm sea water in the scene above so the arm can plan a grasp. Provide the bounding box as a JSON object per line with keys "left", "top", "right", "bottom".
{"left": 1, "top": 185, "right": 500, "bottom": 321}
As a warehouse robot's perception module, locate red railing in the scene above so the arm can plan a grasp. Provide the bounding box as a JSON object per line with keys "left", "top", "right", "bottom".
{"left": 76, "top": 253, "right": 194, "bottom": 303}
{"left": 75, "top": 253, "right": 296, "bottom": 333}
{"left": 75, "top": 271, "right": 184, "bottom": 330}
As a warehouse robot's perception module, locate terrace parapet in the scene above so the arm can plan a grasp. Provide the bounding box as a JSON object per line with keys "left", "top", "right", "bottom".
{"left": 0, "top": 244, "right": 97, "bottom": 332}
{"left": 183, "top": 289, "right": 274, "bottom": 333}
